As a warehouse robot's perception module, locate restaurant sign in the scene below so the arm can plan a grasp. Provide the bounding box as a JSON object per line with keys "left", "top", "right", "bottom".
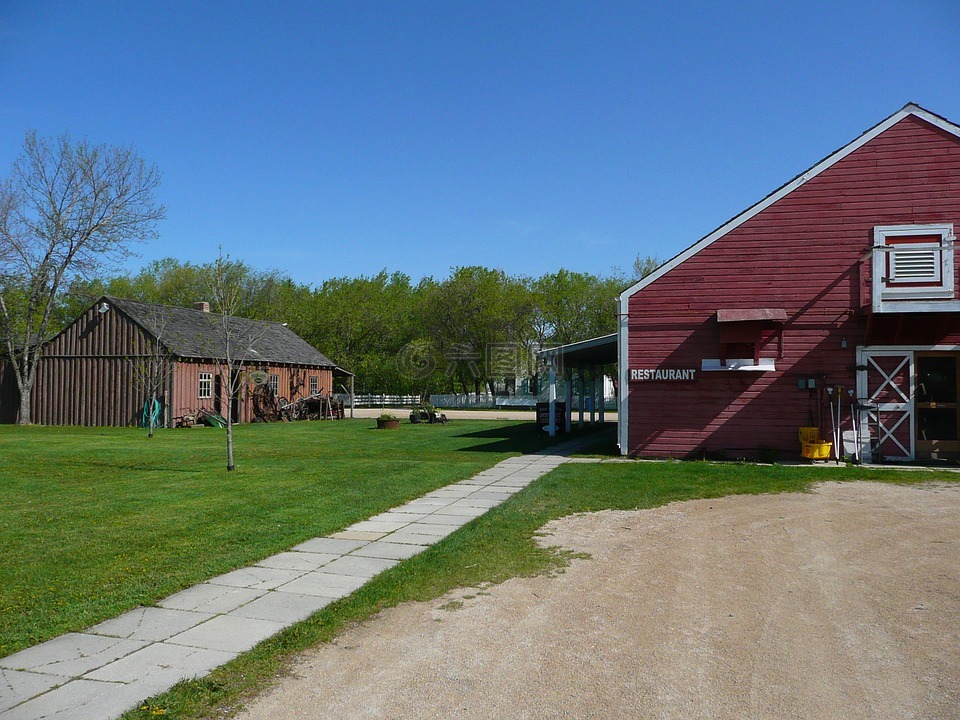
{"left": 629, "top": 367, "right": 697, "bottom": 382}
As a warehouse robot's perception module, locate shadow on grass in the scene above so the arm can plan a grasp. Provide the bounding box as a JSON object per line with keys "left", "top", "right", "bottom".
{"left": 455, "top": 422, "right": 613, "bottom": 454}
{"left": 569, "top": 431, "right": 621, "bottom": 458}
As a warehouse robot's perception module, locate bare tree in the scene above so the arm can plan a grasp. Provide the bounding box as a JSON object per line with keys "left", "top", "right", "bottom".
{"left": 0, "top": 132, "right": 165, "bottom": 423}
{"left": 208, "top": 249, "right": 269, "bottom": 471}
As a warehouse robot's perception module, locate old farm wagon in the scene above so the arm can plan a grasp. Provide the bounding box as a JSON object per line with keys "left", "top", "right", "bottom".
{"left": 3, "top": 296, "right": 350, "bottom": 427}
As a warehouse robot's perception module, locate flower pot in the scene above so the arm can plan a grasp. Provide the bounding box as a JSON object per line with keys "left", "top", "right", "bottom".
{"left": 376, "top": 418, "right": 400, "bottom": 430}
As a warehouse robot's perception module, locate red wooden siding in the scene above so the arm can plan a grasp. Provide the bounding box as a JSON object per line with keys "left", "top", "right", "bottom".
{"left": 171, "top": 362, "right": 333, "bottom": 423}
{"left": 627, "top": 114, "right": 960, "bottom": 457}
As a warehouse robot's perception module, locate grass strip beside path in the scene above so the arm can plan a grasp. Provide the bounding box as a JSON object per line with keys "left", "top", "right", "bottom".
{"left": 0, "top": 419, "right": 559, "bottom": 657}
{"left": 121, "top": 459, "right": 957, "bottom": 719}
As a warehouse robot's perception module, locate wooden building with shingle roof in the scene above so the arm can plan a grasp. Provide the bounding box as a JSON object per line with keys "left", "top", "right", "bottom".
{"left": 19, "top": 296, "right": 348, "bottom": 427}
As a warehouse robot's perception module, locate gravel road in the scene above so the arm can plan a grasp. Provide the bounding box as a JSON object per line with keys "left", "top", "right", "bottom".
{"left": 236, "top": 481, "right": 960, "bottom": 720}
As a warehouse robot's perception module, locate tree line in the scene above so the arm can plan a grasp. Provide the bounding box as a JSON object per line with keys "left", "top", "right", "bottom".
{"left": 1, "top": 129, "right": 659, "bottom": 429}
{"left": 63, "top": 256, "right": 658, "bottom": 397}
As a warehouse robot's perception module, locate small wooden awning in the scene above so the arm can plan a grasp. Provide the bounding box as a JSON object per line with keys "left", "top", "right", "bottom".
{"left": 716, "top": 309, "right": 786, "bottom": 364}
{"left": 716, "top": 308, "right": 787, "bottom": 323}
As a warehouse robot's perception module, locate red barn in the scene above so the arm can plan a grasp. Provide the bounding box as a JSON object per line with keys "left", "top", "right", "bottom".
{"left": 617, "top": 103, "right": 960, "bottom": 462}
{"left": 8, "top": 296, "right": 349, "bottom": 427}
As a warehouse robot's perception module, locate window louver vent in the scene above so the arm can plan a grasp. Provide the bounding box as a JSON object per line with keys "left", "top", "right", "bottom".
{"left": 891, "top": 247, "right": 939, "bottom": 282}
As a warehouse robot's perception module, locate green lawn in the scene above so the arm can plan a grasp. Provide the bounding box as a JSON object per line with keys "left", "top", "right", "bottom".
{"left": 0, "top": 419, "right": 559, "bottom": 657}
{"left": 3, "top": 420, "right": 956, "bottom": 720}
{"left": 120, "top": 455, "right": 958, "bottom": 719}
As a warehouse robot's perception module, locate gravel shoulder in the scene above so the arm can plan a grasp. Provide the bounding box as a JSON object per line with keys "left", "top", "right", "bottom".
{"left": 236, "top": 481, "right": 960, "bottom": 720}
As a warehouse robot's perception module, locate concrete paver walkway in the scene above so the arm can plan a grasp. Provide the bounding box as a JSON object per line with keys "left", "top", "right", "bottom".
{"left": 0, "top": 446, "right": 581, "bottom": 720}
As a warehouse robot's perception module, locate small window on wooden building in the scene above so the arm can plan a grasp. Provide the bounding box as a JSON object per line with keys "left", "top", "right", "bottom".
{"left": 309, "top": 376, "right": 318, "bottom": 394}
{"left": 269, "top": 374, "right": 279, "bottom": 398}
{"left": 702, "top": 308, "right": 786, "bottom": 372}
{"left": 873, "top": 224, "right": 955, "bottom": 310}
{"left": 198, "top": 372, "right": 212, "bottom": 399}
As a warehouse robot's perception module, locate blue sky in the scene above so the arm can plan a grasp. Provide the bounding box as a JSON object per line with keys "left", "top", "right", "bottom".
{"left": 1, "top": 1, "right": 959, "bottom": 286}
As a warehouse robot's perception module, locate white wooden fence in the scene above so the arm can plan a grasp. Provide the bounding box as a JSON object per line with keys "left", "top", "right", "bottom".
{"left": 349, "top": 394, "right": 421, "bottom": 407}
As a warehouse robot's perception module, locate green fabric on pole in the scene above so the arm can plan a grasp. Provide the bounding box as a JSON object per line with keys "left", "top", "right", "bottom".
{"left": 141, "top": 399, "right": 163, "bottom": 428}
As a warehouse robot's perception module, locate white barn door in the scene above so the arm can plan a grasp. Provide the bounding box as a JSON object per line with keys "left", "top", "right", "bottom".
{"left": 857, "top": 349, "right": 915, "bottom": 462}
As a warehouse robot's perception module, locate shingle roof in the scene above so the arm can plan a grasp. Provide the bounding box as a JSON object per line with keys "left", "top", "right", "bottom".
{"left": 104, "top": 296, "right": 338, "bottom": 368}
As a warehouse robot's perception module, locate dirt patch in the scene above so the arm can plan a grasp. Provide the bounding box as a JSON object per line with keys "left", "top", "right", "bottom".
{"left": 236, "top": 482, "right": 960, "bottom": 720}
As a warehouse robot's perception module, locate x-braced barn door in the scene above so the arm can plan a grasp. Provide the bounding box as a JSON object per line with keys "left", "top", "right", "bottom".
{"left": 856, "top": 349, "right": 914, "bottom": 461}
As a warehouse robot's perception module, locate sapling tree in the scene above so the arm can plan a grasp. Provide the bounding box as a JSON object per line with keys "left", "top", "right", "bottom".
{"left": 127, "top": 306, "right": 178, "bottom": 438}
{"left": 207, "top": 249, "right": 269, "bottom": 471}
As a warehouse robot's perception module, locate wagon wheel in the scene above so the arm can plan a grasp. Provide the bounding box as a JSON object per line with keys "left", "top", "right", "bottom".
{"left": 252, "top": 384, "right": 280, "bottom": 422}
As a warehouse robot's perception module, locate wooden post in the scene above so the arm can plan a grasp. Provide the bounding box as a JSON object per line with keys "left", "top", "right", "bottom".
{"left": 548, "top": 361, "right": 557, "bottom": 437}
{"left": 590, "top": 365, "right": 597, "bottom": 425}
{"left": 598, "top": 367, "right": 606, "bottom": 424}
{"left": 565, "top": 367, "right": 573, "bottom": 434}
{"left": 578, "top": 366, "right": 585, "bottom": 429}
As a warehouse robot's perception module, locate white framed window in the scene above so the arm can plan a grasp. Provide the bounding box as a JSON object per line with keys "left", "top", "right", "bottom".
{"left": 309, "top": 376, "right": 318, "bottom": 394}
{"left": 198, "top": 372, "right": 212, "bottom": 399}
{"left": 268, "top": 374, "right": 279, "bottom": 397}
{"left": 873, "top": 224, "right": 956, "bottom": 310}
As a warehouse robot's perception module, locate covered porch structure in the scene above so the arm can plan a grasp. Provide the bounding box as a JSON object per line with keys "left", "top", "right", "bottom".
{"left": 333, "top": 366, "right": 356, "bottom": 418}
{"left": 537, "top": 333, "right": 617, "bottom": 437}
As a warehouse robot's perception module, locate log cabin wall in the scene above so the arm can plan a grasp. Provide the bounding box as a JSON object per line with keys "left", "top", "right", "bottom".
{"left": 0, "top": 358, "right": 19, "bottom": 423}
{"left": 32, "top": 303, "right": 158, "bottom": 426}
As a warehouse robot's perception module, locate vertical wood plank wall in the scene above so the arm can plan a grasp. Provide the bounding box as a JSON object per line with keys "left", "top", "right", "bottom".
{"left": 0, "top": 359, "right": 19, "bottom": 423}
{"left": 172, "top": 362, "right": 334, "bottom": 422}
{"left": 32, "top": 304, "right": 154, "bottom": 426}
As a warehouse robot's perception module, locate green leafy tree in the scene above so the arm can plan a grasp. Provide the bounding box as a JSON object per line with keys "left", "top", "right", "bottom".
{"left": 305, "top": 271, "right": 416, "bottom": 393}
{"left": 632, "top": 254, "right": 662, "bottom": 280}
{"left": 532, "top": 269, "right": 620, "bottom": 347}
{"left": 61, "top": 255, "right": 642, "bottom": 400}
{"left": 415, "top": 266, "right": 525, "bottom": 398}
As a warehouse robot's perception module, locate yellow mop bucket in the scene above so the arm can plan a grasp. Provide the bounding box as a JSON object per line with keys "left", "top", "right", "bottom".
{"left": 799, "top": 427, "right": 832, "bottom": 460}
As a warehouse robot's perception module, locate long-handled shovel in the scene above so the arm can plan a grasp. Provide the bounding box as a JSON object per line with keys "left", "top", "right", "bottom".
{"left": 829, "top": 399, "right": 837, "bottom": 463}
{"left": 828, "top": 386, "right": 843, "bottom": 464}
{"left": 851, "top": 401, "right": 860, "bottom": 464}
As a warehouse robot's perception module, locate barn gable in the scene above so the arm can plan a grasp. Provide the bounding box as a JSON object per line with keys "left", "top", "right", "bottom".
{"left": 35, "top": 300, "right": 157, "bottom": 426}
